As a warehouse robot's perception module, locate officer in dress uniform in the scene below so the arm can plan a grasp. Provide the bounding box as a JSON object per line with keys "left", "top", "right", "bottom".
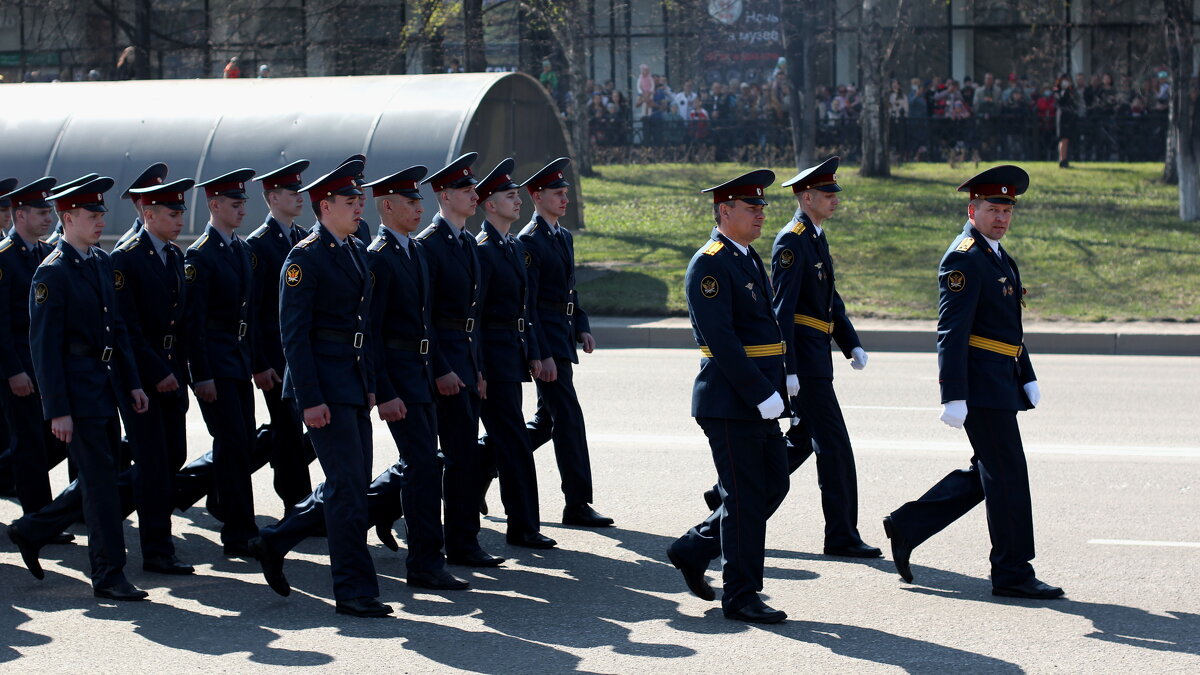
{"left": 41, "top": 173, "right": 98, "bottom": 248}
{"left": 415, "top": 152, "right": 509, "bottom": 569}
{"left": 15, "top": 176, "right": 151, "bottom": 600}
{"left": 246, "top": 160, "right": 314, "bottom": 513}
{"left": 882, "top": 165, "right": 1062, "bottom": 600}
{"left": 336, "top": 154, "right": 374, "bottom": 244}
{"left": 113, "top": 163, "right": 169, "bottom": 249}
{"left": 186, "top": 168, "right": 259, "bottom": 557}
{"left": 517, "top": 158, "right": 612, "bottom": 528}
{"left": 665, "top": 170, "right": 790, "bottom": 624}
{"left": 272, "top": 159, "right": 388, "bottom": 617}
{"left": 0, "top": 177, "right": 61, "bottom": 516}
{"left": 766, "top": 156, "right": 879, "bottom": 558}
{"left": 111, "top": 178, "right": 196, "bottom": 576}
{"left": 475, "top": 159, "right": 554, "bottom": 549}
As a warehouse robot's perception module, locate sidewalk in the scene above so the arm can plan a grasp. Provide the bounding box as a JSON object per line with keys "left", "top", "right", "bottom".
{"left": 589, "top": 316, "right": 1200, "bottom": 356}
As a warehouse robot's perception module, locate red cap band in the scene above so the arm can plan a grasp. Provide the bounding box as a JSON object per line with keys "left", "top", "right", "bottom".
{"left": 430, "top": 167, "right": 473, "bottom": 193}
{"left": 11, "top": 190, "right": 51, "bottom": 208}
{"left": 55, "top": 192, "right": 105, "bottom": 211}
{"left": 370, "top": 179, "right": 419, "bottom": 197}
{"left": 310, "top": 175, "right": 357, "bottom": 202}
{"left": 790, "top": 173, "right": 837, "bottom": 193}
{"left": 714, "top": 185, "right": 765, "bottom": 203}
{"left": 203, "top": 180, "right": 245, "bottom": 198}
{"left": 261, "top": 173, "right": 302, "bottom": 191}
{"left": 968, "top": 183, "right": 1017, "bottom": 201}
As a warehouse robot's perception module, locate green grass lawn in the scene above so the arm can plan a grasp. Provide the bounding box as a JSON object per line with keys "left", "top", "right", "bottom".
{"left": 573, "top": 162, "right": 1200, "bottom": 321}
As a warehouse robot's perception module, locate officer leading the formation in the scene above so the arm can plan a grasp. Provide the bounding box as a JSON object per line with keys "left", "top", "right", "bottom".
{"left": 883, "top": 165, "right": 1063, "bottom": 600}
{"left": 667, "top": 170, "right": 790, "bottom": 624}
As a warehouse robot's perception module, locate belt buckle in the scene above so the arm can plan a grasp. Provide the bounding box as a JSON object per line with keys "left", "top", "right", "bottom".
{"left": 517, "top": 318, "right": 525, "bottom": 332}
{"left": 565, "top": 301, "right": 574, "bottom": 316}
{"left": 419, "top": 339, "right": 430, "bottom": 355}
{"left": 101, "top": 346, "right": 113, "bottom": 363}
{"left": 238, "top": 321, "right": 248, "bottom": 338}
{"left": 162, "top": 335, "right": 174, "bottom": 349}
{"left": 464, "top": 318, "right": 475, "bottom": 332}
{"left": 353, "top": 332, "right": 364, "bottom": 349}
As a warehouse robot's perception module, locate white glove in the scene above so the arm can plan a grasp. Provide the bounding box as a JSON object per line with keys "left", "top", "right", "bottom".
{"left": 1023, "top": 381, "right": 1041, "bottom": 408}
{"left": 757, "top": 392, "right": 785, "bottom": 420}
{"left": 850, "top": 347, "right": 868, "bottom": 370}
{"left": 939, "top": 400, "right": 968, "bottom": 429}
{"left": 786, "top": 374, "right": 799, "bottom": 398}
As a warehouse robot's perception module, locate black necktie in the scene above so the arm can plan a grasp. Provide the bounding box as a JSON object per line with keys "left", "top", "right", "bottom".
{"left": 345, "top": 243, "right": 363, "bottom": 277}
{"left": 290, "top": 227, "right": 301, "bottom": 246}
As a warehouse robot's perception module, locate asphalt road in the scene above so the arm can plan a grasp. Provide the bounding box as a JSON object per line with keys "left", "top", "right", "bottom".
{"left": 2, "top": 349, "right": 1198, "bottom": 673}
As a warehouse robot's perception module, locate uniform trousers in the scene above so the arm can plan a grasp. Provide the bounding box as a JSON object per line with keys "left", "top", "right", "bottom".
{"left": 65, "top": 416, "right": 128, "bottom": 588}
{"left": 261, "top": 383, "right": 313, "bottom": 510}
{"left": 119, "top": 389, "right": 187, "bottom": 560}
{"left": 383, "top": 402, "right": 445, "bottom": 572}
{"left": 674, "top": 417, "right": 789, "bottom": 611}
{"left": 12, "top": 469, "right": 135, "bottom": 546}
{"left": 887, "top": 407, "right": 1036, "bottom": 587}
{"left": 1, "top": 388, "right": 59, "bottom": 513}
{"left": 196, "top": 378, "right": 257, "bottom": 544}
{"left": 437, "top": 387, "right": 488, "bottom": 557}
{"left": 480, "top": 381, "right": 540, "bottom": 534}
{"left": 526, "top": 359, "right": 593, "bottom": 506}
{"left": 785, "top": 377, "right": 864, "bottom": 547}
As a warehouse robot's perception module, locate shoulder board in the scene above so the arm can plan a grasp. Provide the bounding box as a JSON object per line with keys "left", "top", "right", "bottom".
{"left": 296, "top": 232, "right": 319, "bottom": 248}
{"left": 702, "top": 240, "right": 725, "bottom": 256}
{"left": 191, "top": 232, "right": 210, "bottom": 250}
{"left": 477, "top": 234, "right": 489, "bottom": 244}
{"left": 44, "top": 249, "right": 62, "bottom": 264}
{"left": 414, "top": 228, "right": 434, "bottom": 241}
{"left": 956, "top": 237, "right": 975, "bottom": 252}
{"left": 116, "top": 236, "right": 140, "bottom": 252}
{"left": 249, "top": 224, "right": 270, "bottom": 239}
{"left": 367, "top": 237, "right": 386, "bottom": 252}
{"left": 790, "top": 221, "right": 807, "bottom": 235}
{"left": 0, "top": 239, "right": 11, "bottom": 253}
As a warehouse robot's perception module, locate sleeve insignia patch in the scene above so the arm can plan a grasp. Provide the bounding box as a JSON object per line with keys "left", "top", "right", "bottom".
{"left": 956, "top": 237, "right": 975, "bottom": 252}
{"left": 114, "top": 270, "right": 125, "bottom": 290}
{"left": 780, "top": 248, "right": 795, "bottom": 268}
{"left": 250, "top": 251, "right": 258, "bottom": 270}
{"left": 0, "top": 268, "right": 4, "bottom": 282}
{"left": 702, "top": 240, "right": 725, "bottom": 256}
{"left": 285, "top": 263, "right": 303, "bottom": 287}
{"left": 184, "top": 264, "right": 197, "bottom": 284}
{"left": 524, "top": 250, "right": 532, "bottom": 267}
{"left": 947, "top": 270, "right": 966, "bottom": 292}
{"left": 34, "top": 282, "right": 48, "bottom": 304}
{"left": 700, "top": 275, "right": 719, "bottom": 298}
{"left": 369, "top": 270, "right": 376, "bottom": 287}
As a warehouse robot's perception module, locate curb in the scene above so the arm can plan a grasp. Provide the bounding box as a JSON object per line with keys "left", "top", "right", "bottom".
{"left": 589, "top": 318, "right": 1200, "bottom": 357}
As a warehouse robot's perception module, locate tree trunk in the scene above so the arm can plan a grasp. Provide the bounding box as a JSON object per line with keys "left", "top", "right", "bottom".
{"left": 463, "top": 0, "right": 487, "bottom": 72}
{"left": 535, "top": 0, "right": 594, "bottom": 177}
{"left": 858, "top": 0, "right": 889, "bottom": 177}
{"left": 1164, "top": 102, "right": 1179, "bottom": 184}
{"left": 134, "top": 0, "right": 153, "bottom": 79}
{"left": 781, "top": 0, "right": 813, "bottom": 170}
{"left": 1164, "top": 0, "right": 1197, "bottom": 219}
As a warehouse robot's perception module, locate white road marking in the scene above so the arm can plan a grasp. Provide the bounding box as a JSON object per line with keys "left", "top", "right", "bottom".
{"left": 1088, "top": 539, "right": 1200, "bottom": 548}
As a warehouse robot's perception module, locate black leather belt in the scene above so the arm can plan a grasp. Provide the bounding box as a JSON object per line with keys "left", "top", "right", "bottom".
{"left": 384, "top": 336, "right": 430, "bottom": 354}
{"left": 434, "top": 317, "right": 475, "bottom": 332}
{"left": 68, "top": 343, "right": 113, "bottom": 362}
{"left": 314, "top": 328, "right": 365, "bottom": 349}
{"left": 206, "top": 319, "right": 248, "bottom": 339}
{"left": 482, "top": 318, "right": 525, "bottom": 332}
{"left": 538, "top": 299, "right": 574, "bottom": 316}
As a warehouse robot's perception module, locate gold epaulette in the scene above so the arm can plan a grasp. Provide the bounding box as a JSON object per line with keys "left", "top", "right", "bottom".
{"left": 0, "top": 239, "right": 11, "bottom": 253}
{"left": 192, "top": 232, "right": 210, "bottom": 250}
{"left": 296, "top": 232, "right": 318, "bottom": 248}
{"left": 249, "top": 224, "right": 270, "bottom": 239}
{"left": 702, "top": 240, "right": 724, "bottom": 256}
{"left": 477, "top": 234, "right": 489, "bottom": 244}
{"left": 116, "top": 236, "right": 140, "bottom": 252}
{"left": 44, "top": 249, "right": 62, "bottom": 264}
{"left": 367, "top": 237, "right": 386, "bottom": 252}
{"left": 414, "top": 228, "right": 433, "bottom": 241}
{"left": 956, "top": 237, "right": 975, "bottom": 252}
{"left": 790, "top": 221, "right": 807, "bottom": 235}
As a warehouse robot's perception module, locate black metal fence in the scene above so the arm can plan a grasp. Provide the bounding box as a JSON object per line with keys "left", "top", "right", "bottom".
{"left": 587, "top": 113, "right": 1169, "bottom": 165}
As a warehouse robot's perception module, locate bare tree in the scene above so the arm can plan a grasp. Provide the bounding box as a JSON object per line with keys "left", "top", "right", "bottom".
{"left": 463, "top": 0, "right": 487, "bottom": 72}
{"left": 1163, "top": 0, "right": 1198, "bottom": 219}
{"left": 780, "top": 0, "right": 816, "bottom": 170}
{"left": 858, "top": 0, "right": 909, "bottom": 177}
{"left": 522, "top": 0, "right": 595, "bottom": 176}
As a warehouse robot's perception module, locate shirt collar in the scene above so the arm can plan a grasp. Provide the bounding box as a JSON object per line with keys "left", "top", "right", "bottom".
{"left": 16, "top": 232, "right": 39, "bottom": 252}
{"left": 145, "top": 228, "right": 169, "bottom": 254}
{"left": 209, "top": 223, "right": 234, "bottom": 245}
{"left": 383, "top": 225, "right": 411, "bottom": 249}
{"left": 68, "top": 241, "right": 91, "bottom": 260}
{"left": 726, "top": 237, "right": 750, "bottom": 256}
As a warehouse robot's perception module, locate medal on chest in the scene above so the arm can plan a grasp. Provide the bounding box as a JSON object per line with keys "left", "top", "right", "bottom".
{"left": 999, "top": 276, "right": 1014, "bottom": 297}
{"left": 815, "top": 261, "right": 825, "bottom": 281}
{"left": 745, "top": 282, "right": 756, "bottom": 302}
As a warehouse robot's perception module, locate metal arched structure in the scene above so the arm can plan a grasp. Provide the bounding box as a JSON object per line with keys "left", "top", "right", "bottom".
{"left": 0, "top": 72, "right": 579, "bottom": 236}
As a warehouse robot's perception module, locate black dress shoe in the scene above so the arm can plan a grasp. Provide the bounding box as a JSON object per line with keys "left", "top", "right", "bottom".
{"left": 724, "top": 600, "right": 787, "bottom": 624}
{"left": 223, "top": 541, "right": 254, "bottom": 558}
{"left": 335, "top": 596, "right": 393, "bottom": 617}
{"left": 143, "top": 555, "right": 195, "bottom": 575}
{"left": 49, "top": 533, "right": 75, "bottom": 545}
{"left": 506, "top": 531, "right": 557, "bottom": 549}
{"left": 407, "top": 568, "right": 470, "bottom": 590}
{"left": 479, "top": 476, "right": 493, "bottom": 516}
{"left": 7, "top": 525, "right": 44, "bottom": 580}
{"left": 248, "top": 537, "right": 290, "bottom": 597}
{"left": 375, "top": 522, "right": 399, "bottom": 552}
{"left": 666, "top": 541, "right": 715, "bottom": 601}
{"left": 992, "top": 578, "right": 1065, "bottom": 599}
{"left": 823, "top": 542, "right": 883, "bottom": 558}
{"left": 447, "top": 549, "right": 506, "bottom": 567}
{"left": 883, "top": 516, "right": 914, "bottom": 583}
{"left": 94, "top": 580, "right": 149, "bottom": 602}
{"left": 562, "top": 504, "right": 614, "bottom": 527}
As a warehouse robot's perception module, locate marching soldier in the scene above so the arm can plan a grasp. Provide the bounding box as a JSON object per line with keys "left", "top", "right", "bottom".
{"left": 336, "top": 153, "right": 374, "bottom": 244}
{"left": 42, "top": 173, "right": 99, "bottom": 247}
{"left": 186, "top": 168, "right": 258, "bottom": 557}
{"left": 273, "top": 159, "right": 386, "bottom": 616}
{"left": 768, "top": 156, "right": 879, "bottom": 558}
{"left": 475, "top": 159, "right": 554, "bottom": 549}
{"left": 415, "top": 152, "right": 504, "bottom": 568}
{"left": 114, "top": 163, "right": 169, "bottom": 249}
{"left": 882, "top": 165, "right": 1062, "bottom": 600}
{"left": 0, "top": 177, "right": 60, "bottom": 515}
{"left": 517, "top": 158, "right": 612, "bottom": 528}
{"left": 16, "top": 176, "right": 151, "bottom": 600}
{"left": 247, "top": 160, "right": 314, "bottom": 513}
{"left": 112, "top": 178, "right": 196, "bottom": 576}
{"left": 666, "top": 170, "right": 790, "bottom": 624}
